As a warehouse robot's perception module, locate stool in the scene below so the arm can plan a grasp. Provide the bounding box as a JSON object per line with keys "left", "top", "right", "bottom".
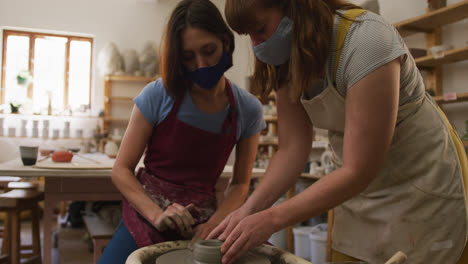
{"left": 0, "top": 177, "right": 22, "bottom": 246}
{"left": 0, "top": 177, "right": 21, "bottom": 191}
{"left": 0, "top": 189, "right": 44, "bottom": 264}
{"left": 6, "top": 181, "right": 39, "bottom": 192}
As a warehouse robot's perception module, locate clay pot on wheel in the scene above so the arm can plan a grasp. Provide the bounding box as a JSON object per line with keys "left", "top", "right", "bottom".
{"left": 192, "top": 240, "right": 223, "bottom": 263}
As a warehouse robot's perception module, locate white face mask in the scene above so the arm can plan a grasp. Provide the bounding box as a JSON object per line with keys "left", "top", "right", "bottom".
{"left": 253, "top": 16, "right": 293, "bottom": 66}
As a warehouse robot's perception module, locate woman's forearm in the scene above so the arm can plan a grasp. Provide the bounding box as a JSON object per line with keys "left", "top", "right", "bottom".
{"left": 244, "top": 145, "right": 311, "bottom": 214}
{"left": 269, "top": 166, "right": 372, "bottom": 231}
{"left": 111, "top": 166, "right": 163, "bottom": 223}
{"left": 207, "top": 182, "right": 251, "bottom": 225}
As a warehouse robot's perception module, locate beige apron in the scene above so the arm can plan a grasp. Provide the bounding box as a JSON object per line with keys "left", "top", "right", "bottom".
{"left": 300, "top": 9, "right": 468, "bottom": 264}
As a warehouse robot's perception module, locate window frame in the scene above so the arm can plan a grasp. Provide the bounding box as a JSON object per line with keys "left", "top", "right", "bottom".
{"left": 1, "top": 29, "right": 93, "bottom": 110}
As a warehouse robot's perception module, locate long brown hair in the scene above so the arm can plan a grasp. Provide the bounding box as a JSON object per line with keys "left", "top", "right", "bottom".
{"left": 160, "top": 0, "right": 235, "bottom": 99}
{"left": 225, "top": 0, "right": 361, "bottom": 101}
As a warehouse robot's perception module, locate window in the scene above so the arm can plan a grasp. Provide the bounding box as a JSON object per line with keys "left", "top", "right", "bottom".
{"left": 1, "top": 30, "right": 93, "bottom": 113}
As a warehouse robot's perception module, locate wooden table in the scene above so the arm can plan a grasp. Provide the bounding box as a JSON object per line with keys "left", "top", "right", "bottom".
{"left": 0, "top": 153, "right": 266, "bottom": 264}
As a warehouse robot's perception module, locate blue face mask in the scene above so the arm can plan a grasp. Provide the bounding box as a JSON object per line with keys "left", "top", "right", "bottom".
{"left": 184, "top": 51, "right": 231, "bottom": 90}
{"left": 253, "top": 16, "right": 293, "bottom": 66}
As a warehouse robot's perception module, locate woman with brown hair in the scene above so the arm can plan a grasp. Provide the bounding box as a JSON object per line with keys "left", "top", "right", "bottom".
{"left": 98, "top": 0, "right": 266, "bottom": 263}
{"left": 209, "top": 0, "right": 468, "bottom": 263}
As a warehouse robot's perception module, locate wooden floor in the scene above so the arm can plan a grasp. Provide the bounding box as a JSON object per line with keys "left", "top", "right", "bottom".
{"left": 0, "top": 217, "right": 94, "bottom": 264}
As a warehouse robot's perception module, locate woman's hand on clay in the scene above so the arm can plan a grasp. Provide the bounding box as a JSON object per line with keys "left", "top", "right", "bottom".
{"left": 218, "top": 210, "right": 276, "bottom": 264}
{"left": 207, "top": 207, "right": 249, "bottom": 241}
{"left": 153, "top": 203, "right": 195, "bottom": 238}
{"left": 190, "top": 221, "right": 218, "bottom": 247}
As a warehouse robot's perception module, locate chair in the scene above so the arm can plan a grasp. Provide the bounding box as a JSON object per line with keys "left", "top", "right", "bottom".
{"left": 0, "top": 189, "right": 43, "bottom": 264}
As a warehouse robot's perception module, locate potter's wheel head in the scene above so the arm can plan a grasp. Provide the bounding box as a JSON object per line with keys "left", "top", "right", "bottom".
{"left": 155, "top": 249, "right": 270, "bottom": 264}
{"left": 155, "top": 249, "right": 193, "bottom": 264}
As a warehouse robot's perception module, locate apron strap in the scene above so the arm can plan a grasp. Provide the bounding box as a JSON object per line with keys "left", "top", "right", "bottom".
{"left": 222, "top": 79, "right": 237, "bottom": 137}
{"left": 334, "top": 9, "right": 368, "bottom": 82}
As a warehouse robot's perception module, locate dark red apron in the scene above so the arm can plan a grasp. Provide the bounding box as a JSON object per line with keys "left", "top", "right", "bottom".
{"left": 122, "top": 80, "right": 237, "bottom": 247}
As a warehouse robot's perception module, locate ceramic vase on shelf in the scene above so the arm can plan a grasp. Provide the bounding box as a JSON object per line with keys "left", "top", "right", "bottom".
{"left": 427, "top": 0, "right": 447, "bottom": 11}
{"left": 42, "top": 120, "right": 50, "bottom": 139}
{"left": 8, "top": 127, "right": 16, "bottom": 137}
{"left": 20, "top": 119, "right": 28, "bottom": 137}
{"left": 75, "top": 129, "right": 84, "bottom": 138}
{"left": 32, "top": 120, "right": 39, "bottom": 138}
{"left": 52, "top": 129, "right": 60, "bottom": 140}
{"left": 63, "top": 121, "right": 70, "bottom": 138}
{"left": 104, "top": 140, "right": 119, "bottom": 158}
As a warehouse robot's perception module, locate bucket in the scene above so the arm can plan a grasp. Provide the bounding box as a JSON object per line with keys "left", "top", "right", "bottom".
{"left": 268, "top": 198, "right": 287, "bottom": 249}
{"left": 308, "top": 223, "right": 327, "bottom": 264}
{"left": 293, "top": 226, "right": 315, "bottom": 260}
{"left": 268, "top": 228, "right": 287, "bottom": 250}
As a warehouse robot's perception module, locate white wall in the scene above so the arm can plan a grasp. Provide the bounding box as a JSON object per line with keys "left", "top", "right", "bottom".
{"left": 0, "top": 0, "right": 254, "bottom": 115}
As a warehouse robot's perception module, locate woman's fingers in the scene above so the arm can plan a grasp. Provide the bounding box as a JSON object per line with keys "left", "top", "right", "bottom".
{"left": 183, "top": 206, "right": 195, "bottom": 226}
{"left": 207, "top": 217, "right": 228, "bottom": 239}
{"left": 168, "top": 203, "right": 195, "bottom": 236}
{"left": 222, "top": 230, "right": 251, "bottom": 264}
{"left": 218, "top": 216, "right": 239, "bottom": 241}
{"left": 220, "top": 223, "right": 242, "bottom": 253}
{"left": 162, "top": 216, "right": 175, "bottom": 230}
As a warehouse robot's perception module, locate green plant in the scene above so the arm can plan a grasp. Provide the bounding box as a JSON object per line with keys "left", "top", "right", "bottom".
{"left": 10, "top": 102, "right": 21, "bottom": 113}
{"left": 16, "top": 70, "right": 32, "bottom": 85}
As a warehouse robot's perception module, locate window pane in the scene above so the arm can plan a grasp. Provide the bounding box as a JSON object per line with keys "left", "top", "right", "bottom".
{"left": 33, "top": 36, "right": 67, "bottom": 111}
{"left": 4, "top": 35, "right": 29, "bottom": 107}
{"left": 69, "top": 40, "right": 91, "bottom": 109}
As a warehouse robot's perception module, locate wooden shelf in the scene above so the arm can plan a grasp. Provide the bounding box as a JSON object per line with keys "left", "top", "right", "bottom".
{"left": 104, "top": 75, "right": 158, "bottom": 82}
{"left": 109, "top": 96, "right": 134, "bottom": 102}
{"left": 259, "top": 138, "right": 278, "bottom": 147}
{"left": 433, "top": 93, "right": 468, "bottom": 104}
{"left": 0, "top": 113, "right": 100, "bottom": 120}
{"left": 416, "top": 46, "right": 468, "bottom": 68}
{"left": 300, "top": 173, "right": 321, "bottom": 180}
{"left": 394, "top": 0, "right": 468, "bottom": 37}
{"left": 102, "top": 117, "right": 129, "bottom": 123}
{"left": 264, "top": 116, "right": 277, "bottom": 123}
{"left": 0, "top": 135, "right": 92, "bottom": 140}
{"left": 260, "top": 138, "right": 328, "bottom": 149}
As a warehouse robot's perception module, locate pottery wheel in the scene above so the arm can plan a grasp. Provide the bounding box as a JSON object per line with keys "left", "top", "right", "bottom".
{"left": 155, "top": 249, "right": 270, "bottom": 264}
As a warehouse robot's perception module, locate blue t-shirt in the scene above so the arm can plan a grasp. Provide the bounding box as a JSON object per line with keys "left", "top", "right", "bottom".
{"left": 133, "top": 79, "right": 266, "bottom": 141}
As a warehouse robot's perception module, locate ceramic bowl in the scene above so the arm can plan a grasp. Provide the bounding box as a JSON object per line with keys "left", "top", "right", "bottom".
{"left": 40, "top": 149, "right": 54, "bottom": 156}
{"left": 51, "top": 150, "right": 74, "bottom": 162}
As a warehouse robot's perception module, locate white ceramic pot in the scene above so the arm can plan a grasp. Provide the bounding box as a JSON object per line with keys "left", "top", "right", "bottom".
{"left": 105, "top": 141, "right": 119, "bottom": 158}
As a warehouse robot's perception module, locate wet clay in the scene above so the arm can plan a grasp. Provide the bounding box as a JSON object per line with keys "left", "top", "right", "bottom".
{"left": 155, "top": 249, "right": 271, "bottom": 264}
{"left": 126, "top": 240, "right": 312, "bottom": 264}
{"left": 155, "top": 240, "right": 270, "bottom": 264}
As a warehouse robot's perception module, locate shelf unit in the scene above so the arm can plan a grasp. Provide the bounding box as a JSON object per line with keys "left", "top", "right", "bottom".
{"left": 394, "top": 1, "right": 468, "bottom": 37}
{"left": 394, "top": 0, "right": 468, "bottom": 103}
{"left": 102, "top": 75, "right": 158, "bottom": 132}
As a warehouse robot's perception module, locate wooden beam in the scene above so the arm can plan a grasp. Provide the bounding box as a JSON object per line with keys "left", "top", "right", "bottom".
{"left": 425, "top": 28, "right": 443, "bottom": 96}
{"left": 64, "top": 37, "right": 71, "bottom": 109}
{"left": 286, "top": 187, "right": 295, "bottom": 253}
{"left": 1, "top": 30, "right": 7, "bottom": 104}
{"left": 326, "top": 209, "right": 334, "bottom": 262}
